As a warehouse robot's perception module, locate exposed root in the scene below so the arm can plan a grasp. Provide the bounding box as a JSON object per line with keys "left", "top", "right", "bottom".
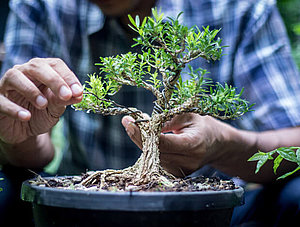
{"left": 29, "top": 169, "right": 238, "bottom": 192}
{"left": 76, "top": 164, "right": 177, "bottom": 192}
{"left": 74, "top": 116, "right": 179, "bottom": 192}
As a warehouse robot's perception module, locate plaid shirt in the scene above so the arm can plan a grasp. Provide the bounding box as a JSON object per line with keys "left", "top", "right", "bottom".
{"left": 2, "top": 0, "right": 300, "bottom": 174}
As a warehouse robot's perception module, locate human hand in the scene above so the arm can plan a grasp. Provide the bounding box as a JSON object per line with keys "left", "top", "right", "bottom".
{"left": 122, "top": 113, "right": 233, "bottom": 177}
{"left": 0, "top": 58, "right": 83, "bottom": 144}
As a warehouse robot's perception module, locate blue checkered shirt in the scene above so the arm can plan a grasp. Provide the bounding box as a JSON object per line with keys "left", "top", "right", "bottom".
{"left": 2, "top": 0, "right": 300, "bottom": 174}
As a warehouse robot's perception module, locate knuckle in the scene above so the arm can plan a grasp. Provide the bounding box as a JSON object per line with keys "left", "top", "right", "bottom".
{"left": 12, "top": 64, "right": 21, "bottom": 70}
{"left": 1, "top": 68, "right": 18, "bottom": 86}
{"left": 48, "top": 58, "right": 64, "bottom": 67}
{"left": 28, "top": 57, "right": 42, "bottom": 66}
{"left": 5, "top": 68, "right": 17, "bottom": 77}
{"left": 25, "top": 58, "right": 43, "bottom": 74}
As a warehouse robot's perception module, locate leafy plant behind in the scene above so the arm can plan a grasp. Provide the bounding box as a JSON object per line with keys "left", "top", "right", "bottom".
{"left": 248, "top": 147, "right": 300, "bottom": 179}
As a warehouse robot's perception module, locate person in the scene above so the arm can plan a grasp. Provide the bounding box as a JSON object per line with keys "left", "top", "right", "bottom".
{"left": 0, "top": 0, "right": 300, "bottom": 226}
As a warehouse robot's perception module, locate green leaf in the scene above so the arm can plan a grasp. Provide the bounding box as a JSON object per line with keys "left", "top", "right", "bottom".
{"left": 128, "top": 14, "right": 138, "bottom": 30}
{"left": 273, "top": 155, "right": 283, "bottom": 174}
{"left": 141, "top": 17, "right": 147, "bottom": 28}
{"left": 135, "top": 15, "right": 140, "bottom": 28}
{"left": 277, "top": 166, "right": 300, "bottom": 180}
{"left": 248, "top": 151, "right": 273, "bottom": 174}
{"left": 276, "top": 148, "right": 298, "bottom": 163}
{"left": 296, "top": 148, "right": 300, "bottom": 162}
{"left": 128, "top": 24, "right": 139, "bottom": 33}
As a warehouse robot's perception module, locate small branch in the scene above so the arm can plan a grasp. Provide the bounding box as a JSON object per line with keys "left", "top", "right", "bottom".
{"left": 134, "top": 119, "right": 150, "bottom": 123}
{"left": 160, "top": 97, "right": 242, "bottom": 124}
{"left": 175, "top": 36, "right": 186, "bottom": 54}
{"left": 156, "top": 37, "right": 179, "bottom": 65}
{"left": 83, "top": 92, "right": 144, "bottom": 118}
{"left": 182, "top": 50, "right": 209, "bottom": 64}
{"left": 119, "top": 72, "right": 162, "bottom": 99}
{"left": 143, "top": 33, "right": 181, "bottom": 65}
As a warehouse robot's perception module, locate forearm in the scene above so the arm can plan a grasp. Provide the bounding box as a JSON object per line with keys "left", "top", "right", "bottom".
{"left": 0, "top": 133, "right": 55, "bottom": 168}
{"left": 210, "top": 126, "right": 300, "bottom": 183}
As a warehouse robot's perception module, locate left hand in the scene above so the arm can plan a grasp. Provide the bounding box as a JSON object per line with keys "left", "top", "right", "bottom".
{"left": 0, "top": 58, "right": 83, "bottom": 144}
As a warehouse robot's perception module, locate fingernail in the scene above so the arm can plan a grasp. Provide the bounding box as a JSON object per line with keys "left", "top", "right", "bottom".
{"left": 18, "top": 110, "right": 30, "bottom": 120}
{"left": 70, "top": 84, "right": 83, "bottom": 96}
{"left": 74, "top": 95, "right": 83, "bottom": 101}
{"left": 36, "top": 95, "right": 48, "bottom": 107}
{"left": 59, "top": 85, "right": 72, "bottom": 100}
{"left": 122, "top": 118, "right": 130, "bottom": 127}
{"left": 126, "top": 123, "right": 135, "bottom": 137}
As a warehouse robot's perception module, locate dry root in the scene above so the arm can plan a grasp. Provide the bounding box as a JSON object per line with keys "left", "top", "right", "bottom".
{"left": 76, "top": 164, "right": 177, "bottom": 192}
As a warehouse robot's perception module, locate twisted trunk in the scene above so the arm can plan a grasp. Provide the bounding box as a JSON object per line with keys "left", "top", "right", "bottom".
{"left": 133, "top": 114, "right": 162, "bottom": 184}
{"left": 79, "top": 113, "right": 176, "bottom": 190}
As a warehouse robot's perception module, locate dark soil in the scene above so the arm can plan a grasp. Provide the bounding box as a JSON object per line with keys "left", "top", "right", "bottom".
{"left": 29, "top": 171, "right": 237, "bottom": 192}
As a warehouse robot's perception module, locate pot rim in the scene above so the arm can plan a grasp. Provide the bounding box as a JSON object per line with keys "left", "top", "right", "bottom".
{"left": 21, "top": 179, "right": 244, "bottom": 211}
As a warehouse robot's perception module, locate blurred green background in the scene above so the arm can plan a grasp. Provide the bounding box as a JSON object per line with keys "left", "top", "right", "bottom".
{"left": 278, "top": 0, "right": 300, "bottom": 68}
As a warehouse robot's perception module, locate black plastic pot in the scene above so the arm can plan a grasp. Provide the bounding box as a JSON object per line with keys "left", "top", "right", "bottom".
{"left": 21, "top": 179, "right": 244, "bottom": 227}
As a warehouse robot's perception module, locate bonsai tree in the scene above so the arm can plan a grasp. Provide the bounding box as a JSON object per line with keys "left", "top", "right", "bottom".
{"left": 73, "top": 8, "right": 251, "bottom": 191}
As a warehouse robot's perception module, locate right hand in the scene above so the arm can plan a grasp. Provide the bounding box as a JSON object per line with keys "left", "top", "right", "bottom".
{"left": 122, "top": 113, "right": 235, "bottom": 177}
{"left": 0, "top": 58, "right": 83, "bottom": 144}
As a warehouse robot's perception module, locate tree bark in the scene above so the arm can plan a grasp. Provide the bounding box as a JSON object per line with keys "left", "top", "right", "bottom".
{"left": 134, "top": 115, "right": 162, "bottom": 184}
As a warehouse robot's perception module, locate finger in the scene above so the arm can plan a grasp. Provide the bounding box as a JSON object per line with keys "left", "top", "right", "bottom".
{"left": 47, "top": 95, "right": 83, "bottom": 111}
{"left": 121, "top": 116, "right": 143, "bottom": 149}
{"left": 160, "top": 152, "right": 196, "bottom": 177}
{"left": 46, "top": 58, "right": 83, "bottom": 97}
{"left": 162, "top": 113, "right": 194, "bottom": 133}
{"left": 0, "top": 94, "right": 31, "bottom": 121}
{"left": 43, "top": 86, "right": 83, "bottom": 106}
{"left": 159, "top": 132, "right": 196, "bottom": 154}
{"left": 43, "top": 87, "right": 83, "bottom": 117}
{"left": 19, "top": 58, "right": 75, "bottom": 101}
{"left": 1, "top": 68, "right": 48, "bottom": 109}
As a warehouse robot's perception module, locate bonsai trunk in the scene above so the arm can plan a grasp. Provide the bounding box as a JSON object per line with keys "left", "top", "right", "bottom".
{"left": 78, "top": 114, "right": 176, "bottom": 190}
{"left": 133, "top": 115, "right": 163, "bottom": 184}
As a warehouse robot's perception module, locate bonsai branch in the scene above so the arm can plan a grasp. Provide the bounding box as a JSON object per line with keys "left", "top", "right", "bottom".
{"left": 120, "top": 72, "right": 161, "bottom": 98}
{"left": 82, "top": 91, "right": 144, "bottom": 119}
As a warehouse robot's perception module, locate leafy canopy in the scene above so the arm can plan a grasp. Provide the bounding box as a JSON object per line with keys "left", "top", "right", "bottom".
{"left": 73, "top": 8, "right": 251, "bottom": 121}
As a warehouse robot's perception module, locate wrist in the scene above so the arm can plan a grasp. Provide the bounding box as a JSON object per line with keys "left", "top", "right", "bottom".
{"left": 207, "top": 122, "right": 258, "bottom": 170}
{"left": 0, "top": 134, "right": 54, "bottom": 168}
{"left": 0, "top": 138, "right": 14, "bottom": 165}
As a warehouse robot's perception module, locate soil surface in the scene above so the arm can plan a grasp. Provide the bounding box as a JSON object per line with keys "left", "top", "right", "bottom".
{"left": 29, "top": 171, "right": 237, "bottom": 192}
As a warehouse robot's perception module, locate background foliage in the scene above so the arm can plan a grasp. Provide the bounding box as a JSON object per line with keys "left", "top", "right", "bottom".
{"left": 278, "top": 0, "right": 300, "bottom": 68}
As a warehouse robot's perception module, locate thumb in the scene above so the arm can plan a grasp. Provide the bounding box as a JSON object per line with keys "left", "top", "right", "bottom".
{"left": 121, "top": 116, "right": 143, "bottom": 149}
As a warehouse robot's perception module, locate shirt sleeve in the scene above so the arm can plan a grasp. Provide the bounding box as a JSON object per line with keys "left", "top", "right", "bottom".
{"left": 232, "top": 1, "right": 300, "bottom": 131}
